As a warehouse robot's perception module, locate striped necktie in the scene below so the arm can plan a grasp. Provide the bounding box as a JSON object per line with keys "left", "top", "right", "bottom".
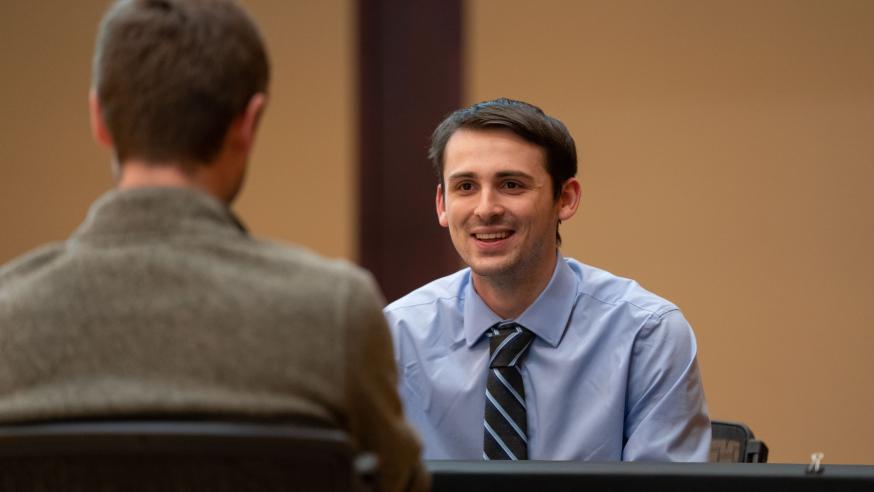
{"left": 483, "top": 322, "right": 535, "bottom": 460}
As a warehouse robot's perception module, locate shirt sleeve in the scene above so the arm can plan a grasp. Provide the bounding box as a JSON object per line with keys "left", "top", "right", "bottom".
{"left": 622, "top": 309, "right": 711, "bottom": 462}
{"left": 342, "top": 272, "right": 430, "bottom": 491}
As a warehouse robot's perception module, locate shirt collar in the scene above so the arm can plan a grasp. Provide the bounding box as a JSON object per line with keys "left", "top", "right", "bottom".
{"left": 462, "top": 253, "right": 579, "bottom": 348}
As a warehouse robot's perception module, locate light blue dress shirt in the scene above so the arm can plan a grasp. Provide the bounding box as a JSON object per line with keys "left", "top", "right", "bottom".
{"left": 384, "top": 255, "right": 711, "bottom": 461}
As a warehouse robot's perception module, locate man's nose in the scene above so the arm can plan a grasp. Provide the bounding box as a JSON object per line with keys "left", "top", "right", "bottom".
{"left": 474, "top": 188, "right": 504, "bottom": 221}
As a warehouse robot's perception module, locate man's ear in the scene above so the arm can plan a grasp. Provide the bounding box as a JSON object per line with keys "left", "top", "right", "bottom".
{"left": 89, "top": 89, "right": 113, "bottom": 148}
{"left": 557, "top": 177, "right": 582, "bottom": 221}
{"left": 435, "top": 183, "right": 449, "bottom": 228}
{"left": 237, "top": 92, "right": 267, "bottom": 152}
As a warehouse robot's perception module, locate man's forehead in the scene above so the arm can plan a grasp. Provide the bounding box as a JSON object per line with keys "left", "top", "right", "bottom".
{"left": 443, "top": 128, "right": 548, "bottom": 179}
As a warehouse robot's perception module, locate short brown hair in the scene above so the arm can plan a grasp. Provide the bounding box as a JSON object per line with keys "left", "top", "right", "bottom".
{"left": 93, "top": 0, "right": 270, "bottom": 164}
{"left": 428, "top": 98, "right": 578, "bottom": 200}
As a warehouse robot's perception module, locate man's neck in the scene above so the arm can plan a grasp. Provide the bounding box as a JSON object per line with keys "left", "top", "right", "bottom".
{"left": 471, "top": 251, "right": 558, "bottom": 320}
{"left": 115, "top": 159, "right": 236, "bottom": 204}
{"left": 116, "top": 160, "right": 194, "bottom": 189}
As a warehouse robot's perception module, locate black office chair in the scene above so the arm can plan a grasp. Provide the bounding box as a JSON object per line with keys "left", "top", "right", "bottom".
{"left": 710, "top": 420, "right": 769, "bottom": 463}
{"left": 0, "top": 419, "right": 375, "bottom": 491}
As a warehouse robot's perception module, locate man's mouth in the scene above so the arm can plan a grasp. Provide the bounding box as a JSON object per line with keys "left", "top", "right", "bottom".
{"left": 473, "top": 231, "right": 512, "bottom": 242}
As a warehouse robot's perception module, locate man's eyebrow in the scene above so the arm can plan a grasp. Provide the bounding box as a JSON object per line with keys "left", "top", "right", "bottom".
{"left": 446, "top": 171, "right": 477, "bottom": 181}
{"left": 446, "top": 170, "right": 536, "bottom": 181}
{"left": 494, "top": 170, "right": 535, "bottom": 180}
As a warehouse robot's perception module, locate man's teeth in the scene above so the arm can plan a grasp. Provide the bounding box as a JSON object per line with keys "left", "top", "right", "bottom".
{"left": 475, "top": 232, "right": 509, "bottom": 240}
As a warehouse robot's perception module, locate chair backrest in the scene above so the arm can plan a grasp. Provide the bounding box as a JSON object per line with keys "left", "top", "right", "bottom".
{"left": 710, "top": 420, "right": 769, "bottom": 463}
{"left": 0, "top": 419, "right": 374, "bottom": 492}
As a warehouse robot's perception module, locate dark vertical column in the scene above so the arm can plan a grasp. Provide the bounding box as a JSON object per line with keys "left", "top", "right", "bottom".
{"left": 358, "top": 0, "right": 463, "bottom": 302}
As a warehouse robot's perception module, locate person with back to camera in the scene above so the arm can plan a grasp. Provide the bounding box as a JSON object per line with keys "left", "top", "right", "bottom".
{"left": 0, "top": 1, "right": 427, "bottom": 489}
{"left": 384, "top": 97, "right": 711, "bottom": 461}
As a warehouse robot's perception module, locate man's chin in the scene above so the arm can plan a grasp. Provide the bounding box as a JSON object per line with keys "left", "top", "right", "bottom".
{"left": 467, "top": 258, "right": 515, "bottom": 279}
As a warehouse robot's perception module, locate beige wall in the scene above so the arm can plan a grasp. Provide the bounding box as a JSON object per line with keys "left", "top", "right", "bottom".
{"left": 240, "top": 0, "right": 355, "bottom": 260}
{"left": 0, "top": 0, "right": 355, "bottom": 264}
{"left": 467, "top": 0, "right": 874, "bottom": 463}
{"left": 0, "top": 1, "right": 111, "bottom": 264}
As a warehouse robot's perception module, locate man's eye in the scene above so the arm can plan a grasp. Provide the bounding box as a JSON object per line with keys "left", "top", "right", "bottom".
{"left": 504, "top": 181, "right": 521, "bottom": 189}
{"left": 458, "top": 182, "right": 474, "bottom": 191}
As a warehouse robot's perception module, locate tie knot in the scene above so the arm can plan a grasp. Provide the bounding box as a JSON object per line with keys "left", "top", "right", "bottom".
{"left": 488, "top": 322, "right": 535, "bottom": 368}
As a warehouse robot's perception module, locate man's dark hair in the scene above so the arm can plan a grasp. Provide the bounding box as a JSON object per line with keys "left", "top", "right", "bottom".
{"left": 92, "top": 0, "right": 270, "bottom": 164}
{"left": 428, "top": 97, "right": 578, "bottom": 200}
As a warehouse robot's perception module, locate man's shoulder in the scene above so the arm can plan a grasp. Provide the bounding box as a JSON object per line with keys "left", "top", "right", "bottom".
{"left": 565, "top": 257, "right": 679, "bottom": 318}
{"left": 244, "top": 237, "right": 377, "bottom": 294}
{"left": 0, "top": 242, "right": 67, "bottom": 290}
{"left": 384, "top": 267, "right": 470, "bottom": 314}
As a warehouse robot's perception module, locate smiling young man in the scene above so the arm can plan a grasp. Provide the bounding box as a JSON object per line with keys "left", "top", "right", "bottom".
{"left": 384, "top": 98, "right": 711, "bottom": 462}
